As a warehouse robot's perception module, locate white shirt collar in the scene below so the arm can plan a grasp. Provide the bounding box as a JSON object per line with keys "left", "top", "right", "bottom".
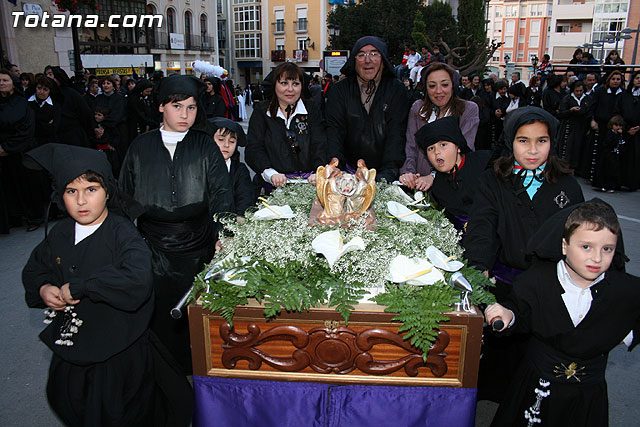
{"left": 225, "top": 158, "right": 231, "bottom": 172}
{"left": 28, "top": 94, "right": 53, "bottom": 106}
{"left": 266, "top": 100, "right": 308, "bottom": 128}
{"left": 571, "top": 93, "right": 585, "bottom": 105}
{"left": 632, "top": 88, "right": 640, "bottom": 97}
{"left": 607, "top": 87, "right": 623, "bottom": 95}
{"left": 557, "top": 260, "right": 606, "bottom": 327}
{"left": 557, "top": 260, "right": 605, "bottom": 291}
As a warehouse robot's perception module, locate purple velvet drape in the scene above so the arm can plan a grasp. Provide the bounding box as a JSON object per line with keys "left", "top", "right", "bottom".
{"left": 193, "top": 376, "right": 477, "bottom": 427}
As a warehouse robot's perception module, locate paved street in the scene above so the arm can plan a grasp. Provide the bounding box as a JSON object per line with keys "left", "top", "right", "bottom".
{"left": 0, "top": 144, "right": 638, "bottom": 426}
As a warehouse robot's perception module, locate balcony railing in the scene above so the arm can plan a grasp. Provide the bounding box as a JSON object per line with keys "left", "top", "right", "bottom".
{"left": 294, "top": 19, "right": 307, "bottom": 33}
{"left": 271, "top": 49, "right": 286, "bottom": 62}
{"left": 148, "top": 31, "right": 216, "bottom": 52}
{"left": 272, "top": 21, "right": 285, "bottom": 34}
{"left": 293, "top": 49, "right": 308, "bottom": 62}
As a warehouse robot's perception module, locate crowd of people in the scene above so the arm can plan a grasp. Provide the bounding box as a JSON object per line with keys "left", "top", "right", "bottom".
{"left": 1, "top": 34, "right": 638, "bottom": 427}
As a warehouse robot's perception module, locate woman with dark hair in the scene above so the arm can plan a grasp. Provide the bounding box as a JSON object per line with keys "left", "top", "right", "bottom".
{"left": 525, "top": 75, "right": 542, "bottom": 107}
{"left": 464, "top": 107, "right": 584, "bottom": 403}
{"left": 96, "top": 75, "right": 128, "bottom": 156}
{"left": 583, "top": 70, "right": 625, "bottom": 183}
{"left": 202, "top": 76, "right": 226, "bottom": 119}
{"left": 568, "top": 48, "right": 585, "bottom": 77}
{"left": 542, "top": 73, "right": 566, "bottom": 116}
{"left": 557, "top": 80, "right": 591, "bottom": 170}
{"left": 603, "top": 49, "right": 626, "bottom": 80}
{"left": 28, "top": 76, "right": 61, "bottom": 146}
{"left": 0, "top": 68, "right": 36, "bottom": 233}
{"left": 614, "top": 70, "right": 640, "bottom": 190}
{"left": 475, "top": 78, "right": 495, "bottom": 150}
{"left": 399, "top": 62, "right": 479, "bottom": 191}
{"left": 246, "top": 62, "right": 327, "bottom": 190}
{"left": 126, "top": 78, "right": 158, "bottom": 140}
{"left": 48, "top": 66, "right": 93, "bottom": 148}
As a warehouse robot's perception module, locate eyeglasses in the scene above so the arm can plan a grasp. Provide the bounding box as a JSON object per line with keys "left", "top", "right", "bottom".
{"left": 355, "top": 51, "right": 381, "bottom": 61}
{"left": 286, "top": 129, "right": 300, "bottom": 154}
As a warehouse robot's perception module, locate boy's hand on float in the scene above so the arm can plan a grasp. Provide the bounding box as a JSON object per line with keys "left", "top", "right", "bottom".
{"left": 484, "top": 303, "right": 513, "bottom": 332}
{"left": 415, "top": 175, "right": 434, "bottom": 191}
{"left": 40, "top": 284, "right": 66, "bottom": 310}
{"left": 60, "top": 283, "right": 80, "bottom": 306}
{"left": 591, "top": 120, "right": 598, "bottom": 130}
{"left": 628, "top": 126, "right": 639, "bottom": 136}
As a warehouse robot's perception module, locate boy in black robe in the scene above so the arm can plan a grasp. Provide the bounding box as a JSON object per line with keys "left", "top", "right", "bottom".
{"left": 22, "top": 143, "right": 192, "bottom": 427}
{"left": 209, "top": 117, "right": 255, "bottom": 216}
{"left": 485, "top": 200, "right": 639, "bottom": 426}
{"left": 119, "top": 74, "right": 234, "bottom": 373}
{"left": 414, "top": 115, "right": 491, "bottom": 232}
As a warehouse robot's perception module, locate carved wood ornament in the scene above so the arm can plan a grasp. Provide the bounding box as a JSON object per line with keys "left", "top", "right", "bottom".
{"left": 220, "top": 322, "right": 450, "bottom": 377}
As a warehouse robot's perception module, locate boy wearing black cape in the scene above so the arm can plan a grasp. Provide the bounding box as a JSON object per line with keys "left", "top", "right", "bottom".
{"left": 22, "top": 144, "right": 192, "bottom": 426}
{"left": 119, "top": 74, "right": 234, "bottom": 373}
{"left": 485, "top": 200, "right": 639, "bottom": 426}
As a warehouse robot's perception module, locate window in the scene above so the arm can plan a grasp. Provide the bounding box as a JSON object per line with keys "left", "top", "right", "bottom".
{"left": 520, "top": 6, "right": 527, "bottom": 17}
{"left": 530, "top": 20, "right": 541, "bottom": 35}
{"left": 556, "top": 24, "right": 570, "bottom": 33}
{"left": 297, "top": 38, "right": 307, "bottom": 50}
{"left": 217, "top": 20, "right": 226, "bottom": 49}
{"left": 519, "top": 20, "right": 526, "bottom": 29}
{"left": 167, "top": 8, "right": 175, "bottom": 33}
{"left": 505, "top": 20, "right": 516, "bottom": 34}
{"left": 518, "top": 36, "right": 525, "bottom": 44}
{"left": 275, "top": 38, "right": 284, "bottom": 50}
{"left": 235, "top": 33, "right": 261, "bottom": 58}
{"left": 217, "top": 0, "right": 222, "bottom": 14}
{"left": 296, "top": 8, "right": 307, "bottom": 32}
{"left": 200, "top": 14, "right": 207, "bottom": 39}
{"left": 529, "top": 36, "right": 539, "bottom": 48}
{"left": 233, "top": 0, "right": 257, "bottom": 4}
{"left": 517, "top": 51, "right": 524, "bottom": 58}
{"left": 593, "top": 18, "right": 626, "bottom": 42}
{"left": 504, "top": 51, "right": 513, "bottom": 61}
{"left": 234, "top": 5, "right": 261, "bottom": 32}
{"left": 505, "top": 5, "right": 517, "bottom": 17}
{"left": 185, "top": 11, "right": 192, "bottom": 38}
{"left": 504, "top": 36, "right": 514, "bottom": 47}
{"left": 530, "top": 4, "right": 543, "bottom": 16}
{"left": 495, "top": 7, "right": 502, "bottom": 18}
{"left": 274, "top": 10, "right": 284, "bottom": 33}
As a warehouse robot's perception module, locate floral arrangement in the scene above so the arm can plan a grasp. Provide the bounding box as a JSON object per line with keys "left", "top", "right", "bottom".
{"left": 52, "top": 0, "right": 99, "bottom": 13}
{"left": 192, "top": 182, "right": 495, "bottom": 358}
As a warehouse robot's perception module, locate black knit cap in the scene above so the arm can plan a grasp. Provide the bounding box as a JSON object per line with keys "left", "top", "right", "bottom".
{"left": 157, "top": 74, "right": 206, "bottom": 105}
{"left": 208, "top": 117, "right": 247, "bottom": 147}
{"left": 415, "top": 116, "right": 470, "bottom": 154}
{"left": 23, "top": 143, "right": 144, "bottom": 219}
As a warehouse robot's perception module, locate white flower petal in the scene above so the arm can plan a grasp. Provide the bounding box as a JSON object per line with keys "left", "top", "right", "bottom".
{"left": 312, "top": 230, "right": 366, "bottom": 268}
{"left": 387, "top": 201, "right": 429, "bottom": 223}
{"left": 253, "top": 205, "right": 296, "bottom": 220}
{"left": 426, "top": 245, "right": 464, "bottom": 272}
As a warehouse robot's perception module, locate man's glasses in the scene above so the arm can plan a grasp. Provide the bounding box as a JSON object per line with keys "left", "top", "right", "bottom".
{"left": 355, "top": 51, "right": 381, "bottom": 61}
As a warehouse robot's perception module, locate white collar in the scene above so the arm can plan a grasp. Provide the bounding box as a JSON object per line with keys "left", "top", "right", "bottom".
{"left": 607, "top": 87, "right": 623, "bottom": 95}
{"left": 225, "top": 158, "right": 231, "bottom": 172}
{"left": 28, "top": 94, "right": 53, "bottom": 106}
{"left": 557, "top": 260, "right": 605, "bottom": 292}
{"left": 632, "top": 88, "right": 640, "bottom": 97}
{"left": 571, "top": 93, "right": 585, "bottom": 105}
{"left": 267, "top": 100, "right": 308, "bottom": 128}
{"left": 495, "top": 92, "right": 505, "bottom": 99}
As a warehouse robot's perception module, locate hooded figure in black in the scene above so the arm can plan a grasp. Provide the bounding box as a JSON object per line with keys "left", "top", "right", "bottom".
{"left": 202, "top": 76, "right": 226, "bottom": 119}
{"left": 119, "top": 74, "right": 234, "bottom": 373}
{"left": 325, "top": 36, "right": 411, "bottom": 182}
{"left": 22, "top": 143, "right": 193, "bottom": 427}
{"left": 126, "top": 78, "right": 158, "bottom": 141}
{"left": 487, "top": 199, "right": 639, "bottom": 427}
{"left": 49, "top": 66, "right": 93, "bottom": 148}
{"left": 415, "top": 116, "right": 491, "bottom": 231}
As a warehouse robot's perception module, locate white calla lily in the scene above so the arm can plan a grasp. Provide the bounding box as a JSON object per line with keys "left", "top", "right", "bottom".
{"left": 386, "top": 255, "right": 444, "bottom": 285}
{"left": 312, "top": 230, "right": 365, "bottom": 268}
{"left": 426, "top": 246, "right": 464, "bottom": 272}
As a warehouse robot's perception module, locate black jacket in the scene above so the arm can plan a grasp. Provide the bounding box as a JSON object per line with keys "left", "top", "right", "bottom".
{"left": 542, "top": 88, "right": 564, "bottom": 116}
{"left": 464, "top": 169, "right": 584, "bottom": 271}
{"left": 246, "top": 99, "right": 327, "bottom": 175}
{"left": 589, "top": 86, "right": 623, "bottom": 124}
{"left": 430, "top": 150, "right": 492, "bottom": 219}
{"left": 0, "top": 92, "right": 35, "bottom": 153}
{"left": 229, "top": 156, "right": 255, "bottom": 215}
{"left": 325, "top": 36, "right": 410, "bottom": 182}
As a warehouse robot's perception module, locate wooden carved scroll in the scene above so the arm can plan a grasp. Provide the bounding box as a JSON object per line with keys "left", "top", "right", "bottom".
{"left": 219, "top": 322, "right": 450, "bottom": 377}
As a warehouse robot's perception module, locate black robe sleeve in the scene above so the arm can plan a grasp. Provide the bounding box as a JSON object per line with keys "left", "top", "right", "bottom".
{"left": 69, "top": 218, "right": 153, "bottom": 312}
{"left": 245, "top": 101, "right": 273, "bottom": 174}
{"left": 0, "top": 94, "right": 35, "bottom": 153}
{"left": 22, "top": 237, "right": 60, "bottom": 308}
{"left": 230, "top": 158, "right": 256, "bottom": 215}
